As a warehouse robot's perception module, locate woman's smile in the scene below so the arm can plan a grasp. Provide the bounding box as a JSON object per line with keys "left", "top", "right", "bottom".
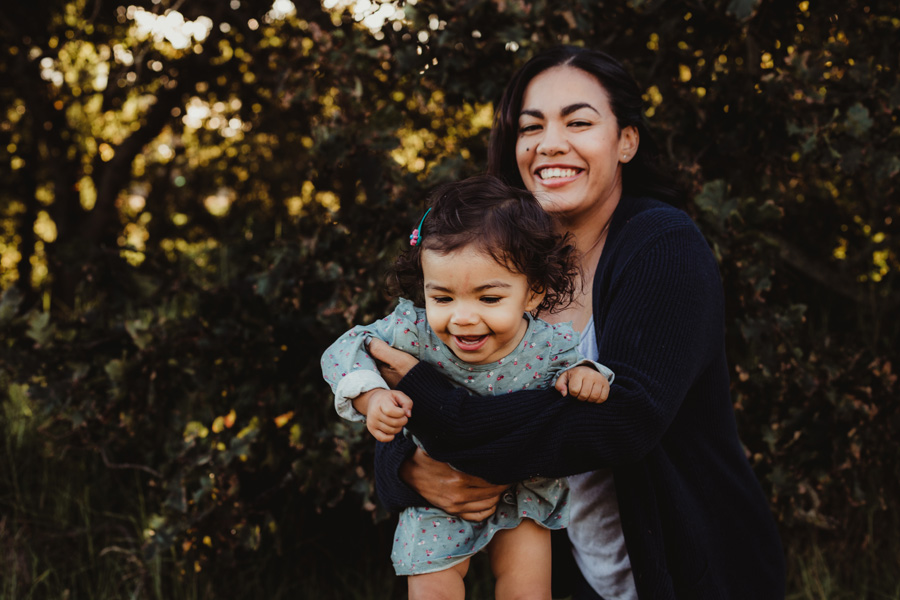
{"left": 515, "top": 66, "right": 638, "bottom": 223}
{"left": 535, "top": 164, "right": 584, "bottom": 186}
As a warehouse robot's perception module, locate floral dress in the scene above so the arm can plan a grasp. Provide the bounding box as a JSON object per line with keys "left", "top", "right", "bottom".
{"left": 321, "top": 298, "right": 613, "bottom": 575}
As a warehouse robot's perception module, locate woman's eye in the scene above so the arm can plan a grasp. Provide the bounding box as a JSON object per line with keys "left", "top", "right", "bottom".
{"left": 569, "top": 120, "right": 591, "bottom": 128}
{"left": 519, "top": 124, "right": 541, "bottom": 133}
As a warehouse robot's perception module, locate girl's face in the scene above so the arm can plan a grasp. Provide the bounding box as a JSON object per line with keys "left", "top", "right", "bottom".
{"left": 421, "top": 245, "right": 544, "bottom": 365}
{"left": 515, "top": 65, "right": 638, "bottom": 225}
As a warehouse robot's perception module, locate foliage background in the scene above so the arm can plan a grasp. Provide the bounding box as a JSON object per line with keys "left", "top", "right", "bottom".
{"left": 0, "top": 0, "right": 897, "bottom": 598}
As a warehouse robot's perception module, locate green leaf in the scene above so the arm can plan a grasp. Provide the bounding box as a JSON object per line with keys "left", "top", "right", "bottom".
{"left": 26, "top": 311, "right": 55, "bottom": 346}
{"left": 105, "top": 359, "right": 125, "bottom": 385}
{"left": 0, "top": 286, "right": 23, "bottom": 325}
{"left": 694, "top": 179, "right": 728, "bottom": 215}
{"left": 844, "top": 103, "right": 873, "bottom": 138}
{"left": 726, "top": 0, "right": 761, "bottom": 20}
{"left": 125, "top": 317, "right": 153, "bottom": 350}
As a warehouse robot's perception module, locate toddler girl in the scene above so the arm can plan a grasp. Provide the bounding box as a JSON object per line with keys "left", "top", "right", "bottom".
{"left": 320, "top": 175, "right": 613, "bottom": 600}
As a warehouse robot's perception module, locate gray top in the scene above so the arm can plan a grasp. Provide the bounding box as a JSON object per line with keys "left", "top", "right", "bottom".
{"left": 568, "top": 318, "right": 638, "bottom": 599}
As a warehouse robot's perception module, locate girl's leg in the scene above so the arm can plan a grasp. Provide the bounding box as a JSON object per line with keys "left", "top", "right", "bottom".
{"left": 407, "top": 557, "right": 470, "bottom": 600}
{"left": 489, "top": 520, "right": 552, "bottom": 600}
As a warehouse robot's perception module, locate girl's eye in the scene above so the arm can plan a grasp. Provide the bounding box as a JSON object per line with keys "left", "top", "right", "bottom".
{"left": 432, "top": 296, "right": 452, "bottom": 304}
{"left": 481, "top": 297, "right": 501, "bottom": 304}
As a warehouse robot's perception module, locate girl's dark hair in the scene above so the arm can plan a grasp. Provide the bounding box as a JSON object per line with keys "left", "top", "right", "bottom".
{"left": 393, "top": 175, "right": 578, "bottom": 315}
{"left": 487, "top": 45, "right": 682, "bottom": 204}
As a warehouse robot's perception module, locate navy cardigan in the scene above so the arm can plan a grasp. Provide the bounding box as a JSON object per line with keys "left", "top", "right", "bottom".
{"left": 374, "top": 196, "right": 786, "bottom": 599}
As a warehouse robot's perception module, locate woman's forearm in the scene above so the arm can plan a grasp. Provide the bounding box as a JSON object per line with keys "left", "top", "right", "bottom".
{"left": 373, "top": 435, "right": 426, "bottom": 511}
{"left": 397, "top": 362, "right": 665, "bottom": 481}
{"left": 398, "top": 225, "right": 724, "bottom": 481}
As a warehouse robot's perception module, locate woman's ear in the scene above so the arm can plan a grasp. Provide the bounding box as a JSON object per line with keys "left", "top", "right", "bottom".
{"left": 618, "top": 125, "right": 639, "bottom": 163}
{"left": 526, "top": 287, "right": 546, "bottom": 313}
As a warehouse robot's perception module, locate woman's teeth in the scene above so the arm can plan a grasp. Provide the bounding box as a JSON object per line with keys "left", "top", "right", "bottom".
{"left": 539, "top": 168, "right": 578, "bottom": 180}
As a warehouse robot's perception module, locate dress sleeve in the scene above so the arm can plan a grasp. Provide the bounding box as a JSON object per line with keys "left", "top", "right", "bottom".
{"left": 544, "top": 326, "right": 615, "bottom": 384}
{"left": 557, "top": 359, "right": 615, "bottom": 384}
{"left": 398, "top": 223, "right": 724, "bottom": 483}
{"left": 320, "top": 299, "right": 420, "bottom": 422}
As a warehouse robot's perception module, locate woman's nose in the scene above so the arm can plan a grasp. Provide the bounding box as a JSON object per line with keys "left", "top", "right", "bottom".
{"left": 537, "top": 123, "right": 568, "bottom": 155}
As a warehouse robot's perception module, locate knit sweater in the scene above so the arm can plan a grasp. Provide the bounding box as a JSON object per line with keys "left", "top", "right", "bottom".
{"left": 374, "top": 196, "right": 786, "bottom": 599}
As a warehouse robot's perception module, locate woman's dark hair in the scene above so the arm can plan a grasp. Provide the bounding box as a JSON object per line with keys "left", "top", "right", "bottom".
{"left": 487, "top": 45, "right": 681, "bottom": 204}
{"left": 393, "top": 175, "right": 578, "bottom": 315}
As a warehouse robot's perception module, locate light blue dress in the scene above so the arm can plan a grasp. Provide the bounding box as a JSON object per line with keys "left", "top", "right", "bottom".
{"left": 321, "top": 298, "right": 614, "bottom": 575}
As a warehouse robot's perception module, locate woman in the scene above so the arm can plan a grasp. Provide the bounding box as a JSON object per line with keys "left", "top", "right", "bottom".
{"left": 370, "top": 46, "right": 785, "bottom": 599}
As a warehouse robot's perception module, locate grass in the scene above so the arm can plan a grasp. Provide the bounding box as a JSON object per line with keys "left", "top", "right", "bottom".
{"left": 3, "top": 430, "right": 899, "bottom": 599}
{"left": 786, "top": 544, "right": 900, "bottom": 600}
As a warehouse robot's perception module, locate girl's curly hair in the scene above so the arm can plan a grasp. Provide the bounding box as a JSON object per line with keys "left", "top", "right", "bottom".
{"left": 392, "top": 175, "right": 579, "bottom": 315}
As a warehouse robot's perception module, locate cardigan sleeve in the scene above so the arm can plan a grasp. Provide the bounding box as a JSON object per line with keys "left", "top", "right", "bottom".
{"left": 373, "top": 435, "right": 430, "bottom": 511}
{"left": 397, "top": 219, "right": 726, "bottom": 483}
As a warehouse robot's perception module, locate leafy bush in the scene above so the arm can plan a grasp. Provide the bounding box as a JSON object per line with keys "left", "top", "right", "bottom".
{"left": 1, "top": 0, "right": 898, "bottom": 597}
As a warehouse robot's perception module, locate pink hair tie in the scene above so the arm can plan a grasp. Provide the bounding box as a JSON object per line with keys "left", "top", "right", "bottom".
{"left": 409, "top": 207, "right": 431, "bottom": 246}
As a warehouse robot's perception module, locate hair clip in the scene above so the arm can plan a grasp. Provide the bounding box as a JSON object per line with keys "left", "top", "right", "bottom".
{"left": 409, "top": 207, "right": 431, "bottom": 246}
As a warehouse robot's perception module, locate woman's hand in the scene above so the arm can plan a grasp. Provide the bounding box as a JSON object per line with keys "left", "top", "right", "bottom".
{"left": 368, "top": 337, "right": 419, "bottom": 387}
{"left": 368, "top": 338, "right": 504, "bottom": 519}
{"left": 400, "top": 448, "right": 507, "bottom": 521}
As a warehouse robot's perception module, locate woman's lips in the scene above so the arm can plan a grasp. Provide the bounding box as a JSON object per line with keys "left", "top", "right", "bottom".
{"left": 536, "top": 166, "right": 582, "bottom": 187}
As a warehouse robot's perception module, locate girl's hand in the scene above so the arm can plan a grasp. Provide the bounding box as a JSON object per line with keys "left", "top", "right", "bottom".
{"left": 555, "top": 366, "right": 611, "bottom": 403}
{"left": 365, "top": 389, "right": 413, "bottom": 442}
{"left": 368, "top": 337, "right": 419, "bottom": 387}
{"left": 400, "top": 448, "right": 507, "bottom": 522}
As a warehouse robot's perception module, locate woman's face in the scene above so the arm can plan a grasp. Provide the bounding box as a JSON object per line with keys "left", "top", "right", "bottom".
{"left": 515, "top": 65, "right": 638, "bottom": 224}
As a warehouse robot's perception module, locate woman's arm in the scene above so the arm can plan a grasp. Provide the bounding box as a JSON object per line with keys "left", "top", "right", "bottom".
{"left": 373, "top": 434, "right": 425, "bottom": 511}
{"left": 397, "top": 222, "right": 726, "bottom": 482}
{"left": 369, "top": 339, "right": 508, "bottom": 517}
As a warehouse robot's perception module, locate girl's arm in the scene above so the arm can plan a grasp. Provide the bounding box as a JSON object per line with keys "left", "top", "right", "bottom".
{"left": 396, "top": 222, "right": 725, "bottom": 482}
{"left": 320, "top": 299, "right": 420, "bottom": 422}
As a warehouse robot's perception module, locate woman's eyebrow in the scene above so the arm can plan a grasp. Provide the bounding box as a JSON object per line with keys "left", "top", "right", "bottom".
{"left": 520, "top": 108, "right": 544, "bottom": 119}
{"left": 519, "top": 103, "right": 600, "bottom": 119}
{"left": 561, "top": 102, "right": 600, "bottom": 116}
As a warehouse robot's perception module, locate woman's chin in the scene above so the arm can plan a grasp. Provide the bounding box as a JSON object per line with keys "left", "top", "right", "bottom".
{"left": 533, "top": 190, "right": 572, "bottom": 214}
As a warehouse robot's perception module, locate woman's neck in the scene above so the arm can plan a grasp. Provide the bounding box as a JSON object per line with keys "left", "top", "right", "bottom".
{"left": 544, "top": 197, "right": 620, "bottom": 331}
{"left": 561, "top": 195, "right": 619, "bottom": 257}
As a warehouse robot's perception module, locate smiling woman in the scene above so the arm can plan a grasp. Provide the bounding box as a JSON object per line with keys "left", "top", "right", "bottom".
{"left": 374, "top": 46, "right": 786, "bottom": 600}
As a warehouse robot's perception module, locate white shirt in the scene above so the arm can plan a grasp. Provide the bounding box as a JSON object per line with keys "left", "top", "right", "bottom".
{"left": 567, "top": 319, "right": 638, "bottom": 599}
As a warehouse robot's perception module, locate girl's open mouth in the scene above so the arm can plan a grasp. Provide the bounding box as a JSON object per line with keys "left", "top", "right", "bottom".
{"left": 452, "top": 334, "right": 489, "bottom": 352}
